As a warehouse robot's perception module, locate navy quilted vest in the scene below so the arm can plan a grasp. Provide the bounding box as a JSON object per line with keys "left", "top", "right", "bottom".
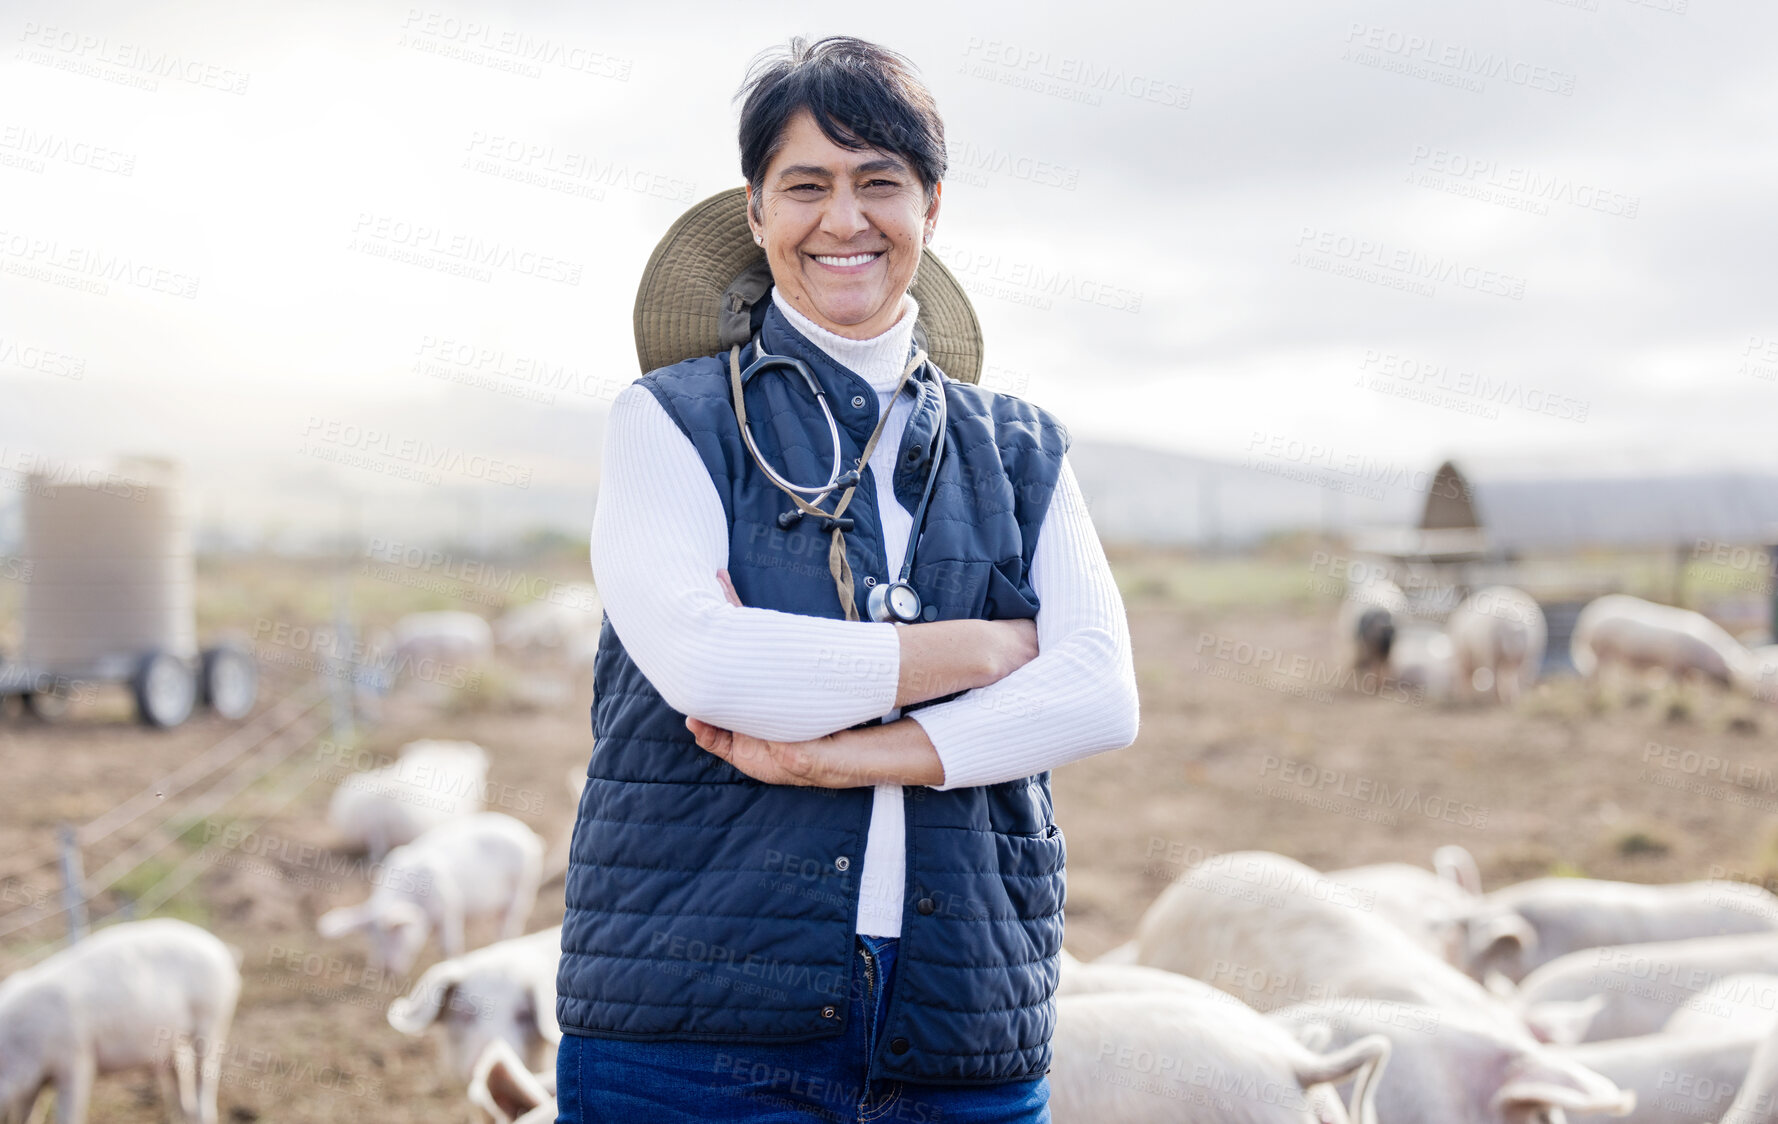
{"left": 558, "top": 299, "right": 1071, "bottom": 1084}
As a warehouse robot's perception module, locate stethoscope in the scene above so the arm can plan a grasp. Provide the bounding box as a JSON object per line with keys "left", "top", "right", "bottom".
{"left": 735, "top": 334, "right": 947, "bottom": 624}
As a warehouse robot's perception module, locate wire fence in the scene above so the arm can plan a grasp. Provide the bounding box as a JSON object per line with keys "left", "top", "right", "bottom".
{"left": 0, "top": 664, "right": 362, "bottom": 952}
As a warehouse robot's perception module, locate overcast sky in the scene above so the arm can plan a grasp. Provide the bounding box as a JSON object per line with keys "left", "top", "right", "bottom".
{"left": 4, "top": 0, "right": 1776, "bottom": 543}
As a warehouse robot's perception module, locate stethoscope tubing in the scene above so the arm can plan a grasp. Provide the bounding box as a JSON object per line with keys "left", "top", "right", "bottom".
{"left": 737, "top": 340, "right": 849, "bottom": 506}
{"left": 737, "top": 331, "right": 948, "bottom": 621}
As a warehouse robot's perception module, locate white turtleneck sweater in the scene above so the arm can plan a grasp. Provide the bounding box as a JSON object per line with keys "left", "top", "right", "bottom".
{"left": 590, "top": 285, "right": 1138, "bottom": 937}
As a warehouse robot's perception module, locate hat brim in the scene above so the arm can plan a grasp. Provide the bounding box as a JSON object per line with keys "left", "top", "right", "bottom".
{"left": 633, "top": 187, "right": 982, "bottom": 384}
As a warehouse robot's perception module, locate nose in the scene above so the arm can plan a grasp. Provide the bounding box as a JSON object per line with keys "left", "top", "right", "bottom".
{"left": 819, "top": 182, "right": 871, "bottom": 243}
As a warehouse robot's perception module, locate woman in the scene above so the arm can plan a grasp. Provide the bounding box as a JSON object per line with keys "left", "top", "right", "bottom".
{"left": 559, "top": 35, "right": 1140, "bottom": 1123}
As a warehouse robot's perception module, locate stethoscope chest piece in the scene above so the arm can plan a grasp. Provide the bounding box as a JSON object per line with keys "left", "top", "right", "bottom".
{"left": 868, "top": 579, "right": 924, "bottom": 624}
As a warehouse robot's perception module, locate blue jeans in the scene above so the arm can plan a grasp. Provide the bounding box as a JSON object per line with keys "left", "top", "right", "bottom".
{"left": 555, "top": 935, "right": 1050, "bottom": 1123}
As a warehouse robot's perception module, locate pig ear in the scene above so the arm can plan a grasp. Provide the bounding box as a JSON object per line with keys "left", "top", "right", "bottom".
{"left": 1433, "top": 844, "right": 1483, "bottom": 894}
{"left": 1495, "top": 1053, "right": 1636, "bottom": 1118}
{"left": 387, "top": 962, "right": 464, "bottom": 1035}
{"left": 1521, "top": 994, "right": 1605, "bottom": 1046}
{"left": 1470, "top": 911, "right": 1537, "bottom": 974}
{"left": 318, "top": 904, "right": 370, "bottom": 938}
{"left": 468, "top": 1040, "right": 549, "bottom": 1124}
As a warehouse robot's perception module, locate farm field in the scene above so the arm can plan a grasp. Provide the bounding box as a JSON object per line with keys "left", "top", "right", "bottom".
{"left": 2, "top": 547, "right": 1776, "bottom": 1122}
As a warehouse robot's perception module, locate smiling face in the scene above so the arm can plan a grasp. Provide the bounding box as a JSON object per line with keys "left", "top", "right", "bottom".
{"left": 746, "top": 108, "right": 940, "bottom": 340}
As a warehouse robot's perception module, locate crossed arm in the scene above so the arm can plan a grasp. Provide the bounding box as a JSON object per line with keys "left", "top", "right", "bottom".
{"left": 591, "top": 383, "right": 1139, "bottom": 790}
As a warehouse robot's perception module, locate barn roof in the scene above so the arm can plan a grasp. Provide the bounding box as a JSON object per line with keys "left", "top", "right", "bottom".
{"left": 1418, "top": 459, "right": 1778, "bottom": 554}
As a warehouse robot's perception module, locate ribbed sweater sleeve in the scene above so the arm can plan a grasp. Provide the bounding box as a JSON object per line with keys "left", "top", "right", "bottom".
{"left": 588, "top": 382, "right": 902, "bottom": 742}
{"left": 909, "top": 456, "right": 1141, "bottom": 789}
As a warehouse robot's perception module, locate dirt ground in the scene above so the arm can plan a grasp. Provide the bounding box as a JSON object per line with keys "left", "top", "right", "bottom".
{"left": 3, "top": 552, "right": 1776, "bottom": 1122}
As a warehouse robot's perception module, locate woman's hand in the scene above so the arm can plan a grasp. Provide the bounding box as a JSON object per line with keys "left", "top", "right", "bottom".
{"left": 686, "top": 717, "right": 854, "bottom": 787}
{"left": 686, "top": 715, "right": 944, "bottom": 789}
{"left": 716, "top": 568, "right": 741, "bottom": 607}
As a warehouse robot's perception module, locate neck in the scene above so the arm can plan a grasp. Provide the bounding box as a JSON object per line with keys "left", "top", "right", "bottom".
{"left": 771, "top": 289, "right": 920, "bottom": 394}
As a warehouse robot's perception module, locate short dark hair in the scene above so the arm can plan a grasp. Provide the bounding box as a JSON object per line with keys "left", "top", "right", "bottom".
{"left": 734, "top": 36, "right": 946, "bottom": 218}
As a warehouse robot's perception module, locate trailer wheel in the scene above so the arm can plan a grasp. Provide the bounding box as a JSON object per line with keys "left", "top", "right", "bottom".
{"left": 200, "top": 645, "right": 258, "bottom": 720}
{"left": 23, "top": 685, "right": 73, "bottom": 722}
{"left": 133, "top": 650, "right": 196, "bottom": 728}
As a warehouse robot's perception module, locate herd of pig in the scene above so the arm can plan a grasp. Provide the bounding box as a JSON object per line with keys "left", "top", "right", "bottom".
{"left": 1339, "top": 583, "right": 1778, "bottom": 707}
{"left": 17, "top": 833, "right": 1778, "bottom": 1123}
{"left": 9, "top": 577, "right": 1778, "bottom": 1122}
{"left": 1054, "top": 847, "right": 1778, "bottom": 1122}
{"left": 0, "top": 739, "right": 576, "bottom": 1124}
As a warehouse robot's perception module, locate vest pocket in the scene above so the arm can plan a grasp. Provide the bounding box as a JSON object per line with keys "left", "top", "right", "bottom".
{"left": 995, "top": 823, "right": 1068, "bottom": 919}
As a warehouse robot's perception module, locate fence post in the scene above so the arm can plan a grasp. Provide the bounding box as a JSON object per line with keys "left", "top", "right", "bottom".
{"left": 329, "top": 574, "right": 355, "bottom": 745}
{"left": 57, "top": 823, "right": 88, "bottom": 944}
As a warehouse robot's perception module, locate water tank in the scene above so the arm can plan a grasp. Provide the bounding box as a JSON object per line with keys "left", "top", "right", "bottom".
{"left": 21, "top": 455, "right": 195, "bottom": 669}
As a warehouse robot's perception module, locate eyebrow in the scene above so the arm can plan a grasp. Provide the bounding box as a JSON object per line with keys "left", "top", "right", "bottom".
{"left": 775, "top": 157, "right": 909, "bottom": 181}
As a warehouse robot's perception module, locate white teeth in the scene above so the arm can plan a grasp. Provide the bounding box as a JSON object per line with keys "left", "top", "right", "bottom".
{"left": 813, "top": 252, "right": 881, "bottom": 267}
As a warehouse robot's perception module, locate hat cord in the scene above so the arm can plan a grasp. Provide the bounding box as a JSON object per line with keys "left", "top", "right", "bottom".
{"left": 728, "top": 342, "right": 927, "bottom": 622}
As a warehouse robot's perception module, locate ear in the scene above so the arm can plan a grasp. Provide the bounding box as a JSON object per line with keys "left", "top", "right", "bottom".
{"left": 1470, "top": 912, "right": 1537, "bottom": 975}
{"left": 468, "top": 1040, "right": 549, "bottom": 1124}
{"left": 1521, "top": 994, "right": 1606, "bottom": 1046}
{"left": 318, "top": 904, "right": 369, "bottom": 938}
{"left": 1433, "top": 844, "right": 1483, "bottom": 894}
{"left": 387, "top": 962, "right": 465, "bottom": 1035}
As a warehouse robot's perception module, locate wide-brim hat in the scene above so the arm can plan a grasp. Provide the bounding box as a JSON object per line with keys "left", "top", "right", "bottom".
{"left": 633, "top": 186, "right": 982, "bottom": 384}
